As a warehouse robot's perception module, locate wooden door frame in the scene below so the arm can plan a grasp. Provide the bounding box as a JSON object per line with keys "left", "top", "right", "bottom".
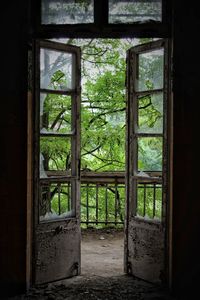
{"left": 27, "top": 0, "right": 173, "bottom": 287}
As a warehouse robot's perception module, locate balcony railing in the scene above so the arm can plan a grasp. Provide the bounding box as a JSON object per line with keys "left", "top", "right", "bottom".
{"left": 81, "top": 171, "right": 125, "bottom": 227}
{"left": 39, "top": 171, "right": 162, "bottom": 225}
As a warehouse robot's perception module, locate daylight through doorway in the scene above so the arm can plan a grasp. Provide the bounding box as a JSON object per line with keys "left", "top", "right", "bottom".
{"left": 33, "top": 37, "right": 167, "bottom": 282}
{"left": 62, "top": 38, "right": 161, "bottom": 276}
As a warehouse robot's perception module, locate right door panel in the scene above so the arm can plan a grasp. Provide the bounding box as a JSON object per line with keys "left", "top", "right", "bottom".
{"left": 125, "top": 39, "right": 170, "bottom": 283}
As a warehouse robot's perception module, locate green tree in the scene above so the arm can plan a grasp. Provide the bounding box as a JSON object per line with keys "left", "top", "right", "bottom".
{"left": 40, "top": 38, "right": 163, "bottom": 222}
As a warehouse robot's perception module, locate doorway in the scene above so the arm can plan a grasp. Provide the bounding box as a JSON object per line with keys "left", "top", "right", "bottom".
{"left": 30, "top": 37, "right": 171, "bottom": 285}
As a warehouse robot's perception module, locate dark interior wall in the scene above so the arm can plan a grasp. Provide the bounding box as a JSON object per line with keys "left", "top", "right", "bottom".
{"left": 0, "top": 1, "right": 29, "bottom": 296}
{"left": 172, "top": 2, "right": 200, "bottom": 298}
{"left": 0, "top": 0, "right": 200, "bottom": 298}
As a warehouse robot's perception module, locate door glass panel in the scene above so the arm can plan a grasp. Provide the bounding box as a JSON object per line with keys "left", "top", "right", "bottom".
{"left": 138, "top": 48, "right": 164, "bottom": 91}
{"left": 138, "top": 137, "right": 162, "bottom": 171}
{"left": 40, "top": 93, "right": 72, "bottom": 133}
{"left": 39, "top": 181, "right": 74, "bottom": 221}
{"left": 138, "top": 93, "right": 163, "bottom": 134}
{"left": 42, "top": 0, "right": 94, "bottom": 24}
{"left": 136, "top": 182, "right": 162, "bottom": 219}
{"left": 109, "top": 0, "right": 162, "bottom": 24}
{"left": 40, "top": 48, "right": 75, "bottom": 91}
{"left": 40, "top": 137, "right": 71, "bottom": 176}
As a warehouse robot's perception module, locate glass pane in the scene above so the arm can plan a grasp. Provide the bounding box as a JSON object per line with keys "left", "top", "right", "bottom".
{"left": 40, "top": 137, "right": 71, "bottom": 176}
{"left": 40, "top": 93, "right": 72, "bottom": 133}
{"left": 39, "top": 182, "right": 74, "bottom": 221}
{"left": 40, "top": 48, "right": 75, "bottom": 91}
{"left": 136, "top": 182, "right": 162, "bottom": 219}
{"left": 138, "top": 93, "right": 163, "bottom": 133}
{"left": 42, "top": 0, "right": 94, "bottom": 24}
{"left": 109, "top": 0, "right": 162, "bottom": 24}
{"left": 138, "top": 137, "right": 162, "bottom": 171}
{"left": 138, "top": 48, "right": 164, "bottom": 91}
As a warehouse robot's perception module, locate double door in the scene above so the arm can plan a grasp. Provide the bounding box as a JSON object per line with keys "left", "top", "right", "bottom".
{"left": 32, "top": 39, "right": 170, "bottom": 284}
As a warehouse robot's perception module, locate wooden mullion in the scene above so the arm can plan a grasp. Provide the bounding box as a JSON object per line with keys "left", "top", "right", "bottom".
{"left": 132, "top": 48, "right": 138, "bottom": 216}
{"left": 40, "top": 132, "right": 75, "bottom": 138}
{"left": 130, "top": 39, "right": 165, "bottom": 55}
{"left": 135, "top": 88, "right": 163, "bottom": 97}
{"left": 40, "top": 88, "right": 76, "bottom": 96}
{"left": 94, "top": 0, "right": 108, "bottom": 26}
{"left": 39, "top": 39, "right": 82, "bottom": 53}
{"left": 35, "top": 22, "right": 169, "bottom": 39}
{"left": 34, "top": 40, "right": 41, "bottom": 227}
{"left": 133, "top": 176, "right": 162, "bottom": 183}
{"left": 40, "top": 177, "right": 76, "bottom": 184}
{"left": 135, "top": 133, "right": 163, "bottom": 138}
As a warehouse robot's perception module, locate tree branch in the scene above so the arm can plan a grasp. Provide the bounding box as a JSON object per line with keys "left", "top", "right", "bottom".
{"left": 139, "top": 95, "right": 152, "bottom": 109}
{"left": 50, "top": 109, "right": 66, "bottom": 130}
{"left": 89, "top": 107, "right": 125, "bottom": 125}
{"left": 82, "top": 145, "right": 102, "bottom": 157}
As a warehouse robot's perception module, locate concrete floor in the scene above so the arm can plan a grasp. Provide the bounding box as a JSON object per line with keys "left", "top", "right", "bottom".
{"left": 8, "top": 229, "right": 176, "bottom": 300}
{"left": 81, "top": 228, "right": 124, "bottom": 276}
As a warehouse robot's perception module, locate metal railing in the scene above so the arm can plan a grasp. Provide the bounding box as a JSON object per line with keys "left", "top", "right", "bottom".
{"left": 137, "top": 182, "right": 162, "bottom": 219}
{"left": 39, "top": 171, "right": 162, "bottom": 225}
{"left": 80, "top": 172, "right": 125, "bottom": 226}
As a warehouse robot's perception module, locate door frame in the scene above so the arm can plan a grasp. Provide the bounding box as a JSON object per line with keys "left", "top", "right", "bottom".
{"left": 26, "top": 37, "right": 173, "bottom": 288}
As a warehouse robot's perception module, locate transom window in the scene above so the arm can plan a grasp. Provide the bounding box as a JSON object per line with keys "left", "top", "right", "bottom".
{"left": 37, "top": 0, "right": 167, "bottom": 35}
{"left": 41, "top": 0, "right": 162, "bottom": 25}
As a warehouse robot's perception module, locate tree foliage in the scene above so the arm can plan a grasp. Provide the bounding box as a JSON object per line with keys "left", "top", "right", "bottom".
{"left": 40, "top": 38, "right": 163, "bottom": 223}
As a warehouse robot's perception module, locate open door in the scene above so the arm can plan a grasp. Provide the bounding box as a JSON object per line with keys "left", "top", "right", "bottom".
{"left": 33, "top": 40, "right": 81, "bottom": 284}
{"left": 125, "top": 39, "right": 170, "bottom": 283}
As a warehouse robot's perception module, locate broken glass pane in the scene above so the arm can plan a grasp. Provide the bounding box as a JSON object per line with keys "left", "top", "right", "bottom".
{"left": 109, "top": 0, "right": 162, "bottom": 24}
{"left": 39, "top": 182, "right": 74, "bottom": 221}
{"left": 138, "top": 137, "right": 162, "bottom": 171}
{"left": 138, "top": 48, "right": 164, "bottom": 91}
{"left": 40, "top": 48, "right": 75, "bottom": 91}
{"left": 40, "top": 136, "right": 71, "bottom": 174}
{"left": 40, "top": 153, "right": 48, "bottom": 178}
{"left": 40, "top": 93, "right": 72, "bottom": 133}
{"left": 138, "top": 93, "right": 163, "bottom": 133}
{"left": 42, "top": 0, "right": 94, "bottom": 24}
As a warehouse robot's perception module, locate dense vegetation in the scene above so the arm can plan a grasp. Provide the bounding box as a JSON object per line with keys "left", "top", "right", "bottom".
{"left": 40, "top": 38, "right": 163, "bottom": 224}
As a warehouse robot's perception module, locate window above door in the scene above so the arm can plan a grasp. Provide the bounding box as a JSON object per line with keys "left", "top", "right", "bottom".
{"left": 32, "top": 0, "right": 171, "bottom": 38}
{"left": 41, "top": 0, "right": 162, "bottom": 25}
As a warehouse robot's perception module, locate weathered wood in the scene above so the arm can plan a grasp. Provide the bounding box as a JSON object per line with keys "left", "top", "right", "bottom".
{"left": 40, "top": 131, "right": 75, "bottom": 137}
{"left": 33, "top": 41, "right": 81, "bottom": 285}
{"left": 40, "top": 88, "right": 75, "bottom": 95}
{"left": 125, "top": 39, "right": 170, "bottom": 283}
{"left": 135, "top": 88, "right": 163, "bottom": 97}
{"left": 26, "top": 91, "right": 33, "bottom": 290}
{"left": 127, "top": 218, "right": 165, "bottom": 282}
{"left": 35, "top": 220, "right": 80, "bottom": 284}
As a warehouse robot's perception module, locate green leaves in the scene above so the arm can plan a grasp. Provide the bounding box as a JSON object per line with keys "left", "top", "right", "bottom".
{"left": 79, "top": 39, "right": 127, "bottom": 171}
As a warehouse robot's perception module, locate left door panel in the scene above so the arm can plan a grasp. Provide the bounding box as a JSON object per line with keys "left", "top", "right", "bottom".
{"left": 33, "top": 40, "right": 81, "bottom": 284}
